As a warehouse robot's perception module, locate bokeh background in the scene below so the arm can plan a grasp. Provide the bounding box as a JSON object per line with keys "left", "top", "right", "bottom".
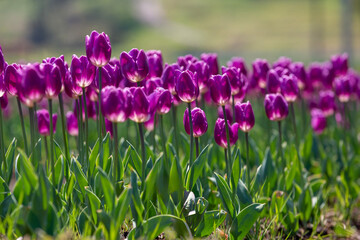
{"left": 0, "top": 0, "right": 359, "bottom": 68}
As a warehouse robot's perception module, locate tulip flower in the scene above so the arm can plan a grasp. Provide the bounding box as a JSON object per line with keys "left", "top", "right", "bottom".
{"left": 66, "top": 111, "right": 78, "bottom": 136}
{"left": 36, "top": 109, "right": 57, "bottom": 136}
{"left": 0, "top": 45, "right": 4, "bottom": 75}
{"left": 162, "top": 64, "right": 179, "bottom": 95}
{"left": 331, "top": 53, "right": 348, "bottom": 76}
{"left": 201, "top": 53, "right": 219, "bottom": 75}
{"left": 177, "top": 54, "right": 198, "bottom": 70}
{"left": 183, "top": 107, "right": 208, "bottom": 138}
{"left": 334, "top": 75, "right": 351, "bottom": 103}
{"left": 64, "top": 71, "right": 82, "bottom": 99}
{"left": 128, "top": 87, "right": 153, "bottom": 123}
{"left": 311, "top": 109, "right": 327, "bottom": 134}
{"left": 145, "top": 77, "right": 162, "bottom": 95}
{"left": 252, "top": 59, "right": 270, "bottom": 89}
{"left": 234, "top": 101, "right": 255, "bottom": 187}
{"left": 85, "top": 31, "right": 112, "bottom": 67}
{"left": 222, "top": 66, "right": 243, "bottom": 96}
{"left": 266, "top": 69, "right": 281, "bottom": 94}
{"left": 175, "top": 70, "right": 199, "bottom": 103}
{"left": 70, "top": 55, "right": 96, "bottom": 89}
{"left": 264, "top": 93, "right": 288, "bottom": 121}
{"left": 234, "top": 101, "right": 255, "bottom": 133}
{"left": 273, "top": 56, "right": 292, "bottom": 69}
{"left": 281, "top": 74, "right": 299, "bottom": 102}
{"left": 188, "top": 60, "right": 210, "bottom": 93}
{"left": 289, "top": 62, "right": 307, "bottom": 90}
{"left": 209, "top": 74, "right": 231, "bottom": 106}
{"left": 0, "top": 94, "right": 8, "bottom": 110}
{"left": 227, "top": 57, "right": 247, "bottom": 76}
{"left": 149, "top": 87, "right": 173, "bottom": 115}
{"left": 146, "top": 50, "right": 163, "bottom": 78}
{"left": 0, "top": 74, "right": 5, "bottom": 98}
{"left": 0, "top": 73, "right": 5, "bottom": 163}
{"left": 104, "top": 118, "right": 114, "bottom": 138}
{"left": 120, "top": 48, "right": 149, "bottom": 83}
{"left": 308, "top": 63, "right": 323, "bottom": 89}
{"left": 19, "top": 64, "right": 45, "bottom": 108}
{"left": 318, "top": 90, "right": 335, "bottom": 117}
{"left": 42, "top": 63, "right": 62, "bottom": 99}
{"left": 101, "top": 86, "right": 131, "bottom": 123}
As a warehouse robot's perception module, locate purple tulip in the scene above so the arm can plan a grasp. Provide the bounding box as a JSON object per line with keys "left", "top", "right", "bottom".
{"left": 289, "top": 62, "right": 307, "bottom": 89}
{"left": 227, "top": 57, "right": 247, "bottom": 76}
{"left": 264, "top": 93, "right": 289, "bottom": 121}
{"left": 86, "top": 86, "right": 99, "bottom": 102}
{"left": 85, "top": 31, "right": 112, "bottom": 67}
{"left": 218, "top": 105, "right": 233, "bottom": 123}
{"left": 4, "top": 63, "right": 23, "bottom": 96}
{"left": 214, "top": 118, "right": 239, "bottom": 148}
{"left": 308, "top": 63, "right": 323, "bottom": 89}
{"left": 188, "top": 60, "right": 210, "bottom": 93}
{"left": 281, "top": 74, "right": 299, "bottom": 102}
{"left": 146, "top": 50, "right": 163, "bottom": 78}
{"left": 37, "top": 109, "right": 57, "bottom": 136}
{"left": 235, "top": 101, "right": 255, "bottom": 132}
{"left": 222, "top": 66, "right": 244, "bottom": 95}
{"left": 162, "top": 64, "right": 179, "bottom": 95}
{"left": 177, "top": 54, "right": 198, "bottom": 70}
{"left": 120, "top": 48, "right": 149, "bottom": 83}
{"left": 201, "top": 53, "right": 219, "bottom": 75}
{"left": 66, "top": 111, "right": 78, "bottom": 136}
{"left": 145, "top": 77, "right": 162, "bottom": 94}
{"left": 64, "top": 71, "right": 83, "bottom": 99}
{"left": 311, "top": 109, "right": 326, "bottom": 134}
{"left": 209, "top": 74, "right": 231, "bottom": 106}
{"left": 334, "top": 75, "right": 351, "bottom": 102}
{"left": 319, "top": 90, "right": 336, "bottom": 117}
{"left": 0, "top": 45, "right": 5, "bottom": 75}
{"left": 101, "top": 86, "right": 131, "bottom": 123}
{"left": 149, "top": 87, "right": 173, "bottom": 115}
{"left": 105, "top": 118, "right": 114, "bottom": 138}
{"left": 183, "top": 107, "right": 208, "bottom": 138}
{"left": 43, "top": 55, "right": 67, "bottom": 86}
{"left": 273, "top": 56, "right": 292, "bottom": 69}
{"left": 144, "top": 113, "right": 156, "bottom": 131}
{"left": 19, "top": 65, "right": 46, "bottom": 107}
{"left": 266, "top": 69, "right": 281, "bottom": 94}
{"left": 175, "top": 70, "right": 199, "bottom": 103}
{"left": 128, "top": 87, "right": 153, "bottom": 123}
{"left": 0, "top": 73, "right": 5, "bottom": 98}
{"left": 70, "top": 55, "right": 96, "bottom": 89}
{"left": 252, "top": 59, "right": 270, "bottom": 89}
{"left": 331, "top": 53, "right": 348, "bottom": 76}
{"left": 41, "top": 63, "right": 62, "bottom": 99}
{"left": 93, "top": 63, "right": 119, "bottom": 90}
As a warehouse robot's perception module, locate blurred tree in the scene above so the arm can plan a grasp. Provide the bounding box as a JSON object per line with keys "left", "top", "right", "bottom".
{"left": 341, "top": 0, "right": 353, "bottom": 61}
{"left": 29, "top": 0, "right": 48, "bottom": 44}
{"left": 309, "top": 0, "right": 325, "bottom": 60}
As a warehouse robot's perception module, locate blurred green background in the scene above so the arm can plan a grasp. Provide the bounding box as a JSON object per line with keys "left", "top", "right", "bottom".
{"left": 0, "top": 0, "right": 359, "bottom": 68}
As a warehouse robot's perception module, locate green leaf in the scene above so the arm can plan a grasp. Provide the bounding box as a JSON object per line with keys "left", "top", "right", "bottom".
{"left": 128, "top": 214, "right": 192, "bottom": 240}
{"left": 168, "top": 143, "right": 184, "bottom": 205}
{"left": 114, "top": 188, "right": 131, "bottom": 230}
{"left": 0, "top": 176, "right": 10, "bottom": 203}
{"left": 299, "top": 184, "right": 312, "bottom": 222}
{"left": 16, "top": 153, "right": 38, "bottom": 187}
{"left": 85, "top": 187, "right": 101, "bottom": 224}
{"left": 236, "top": 179, "right": 252, "bottom": 208}
{"left": 142, "top": 156, "right": 161, "bottom": 202}
{"left": 214, "top": 172, "right": 237, "bottom": 219}
{"left": 252, "top": 148, "right": 277, "bottom": 195}
{"left": 130, "top": 171, "right": 144, "bottom": 227}
{"left": 126, "top": 141, "right": 142, "bottom": 179}
{"left": 97, "top": 167, "right": 115, "bottom": 212}
{"left": 230, "top": 203, "right": 264, "bottom": 240}
{"left": 71, "top": 158, "right": 88, "bottom": 199}
{"left": 5, "top": 138, "right": 17, "bottom": 184}
{"left": 186, "top": 144, "right": 210, "bottom": 190}
{"left": 89, "top": 139, "right": 99, "bottom": 176}
{"left": 194, "top": 210, "right": 227, "bottom": 237}
{"left": 231, "top": 148, "right": 241, "bottom": 191}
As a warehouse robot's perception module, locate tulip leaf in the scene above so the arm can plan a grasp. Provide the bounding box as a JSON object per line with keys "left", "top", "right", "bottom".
{"left": 97, "top": 167, "right": 115, "bottom": 212}
{"left": 252, "top": 148, "right": 277, "bottom": 195}
{"left": 186, "top": 144, "right": 210, "bottom": 190}
{"left": 142, "top": 155, "right": 161, "bottom": 202}
{"left": 102, "top": 133, "right": 111, "bottom": 173}
{"left": 16, "top": 152, "right": 38, "bottom": 188}
{"left": 85, "top": 187, "right": 101, "bottom": 224}
{"left": 194, "top": 210, "right": 227, "bottom": 237}
{"left": 0, "top": 176, "right": 10, "bottom": 203}
{"left": 169, "top": 143, "right": 184, "bottom": 205}
{"left": 214, "top": 172, "right": 238, "bottom": 219}
{"left": 236, "top": 179, "right": 253, "bottom": 208}
{"left": 89, "top": 139, "right": 100, "bottom": 176}
{"left": 115, "top": 188, "right": 131, "bottom": 230}
{"left": 127, "top": 214, "right": 192, "bottom": 240}
{"left": 71, "top": 158, "right": 88, "bottom": 199}
{"left": 126, "top": 141, "right": 142, "bottom": 179}
{"left": 230, "top": 203, "right": 264, "bottom": 240}
{"left": 130, "top": 171, "right": 144, "bottom": 227}
{"left": 5, "top": 138, "right": 16, "bottom": 184}
{"left": 232, "top": 148, "right": 241, "bottom": 191}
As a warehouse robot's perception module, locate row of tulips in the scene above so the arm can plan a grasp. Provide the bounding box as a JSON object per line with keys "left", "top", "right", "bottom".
{"left": 0, "top": 30, "right": 359, "bottom": 238}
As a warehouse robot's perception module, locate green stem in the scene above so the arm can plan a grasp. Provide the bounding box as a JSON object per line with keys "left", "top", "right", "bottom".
{"left": 82, "top": 88, "right": 89, "bottom": 166}
{"left": 48, "top": 99, "right": 56, "bottom": 185}
{"left": 245, "top": 132, "right": 250, "bottom": 188}
{"left": 58, "top": 93, "right": 70, "bottom": 165}
{"left": 44, "top": 136, "right": 49, "bottom": 172}
{"left": 187, "top": 103, "right": 194, "bottom": 191}
{"left": 17, "top": 97, "right": 29, "bottom": 155}
{"left": 222, "top": 105, "right": 232, "bottom": 186}
{"left": 138, "top": 122, "right": 146, "bottom": 190}
{"left": 290, "top": 102, "right": 303, "bottom": 174}
{"left": 171, "top": 104, "right": 179, "bottom": 155}
{"left": 29, "top": 107, "right": 35, "bottom": 154}
{"left": 153, "top": 114, "right": 157, "bottom": 154}
{"left": 159, "top": 115, "right": 169, "bottom": 171}
{"left": 278, "top": 121, "right": 285, "bottom": 171}
{"left": 76, "top": 99, "right": 83, "bottom": 163}
{"left": 195, "top": 137, "right": 199, "bottom": 158}
{"left": 232, "top": 95, "right": 235, "bottom": 122}
{"left": 0, "top": 107, "right": 6, "bottom": 173}
{"left": 113, "top": 122, "right": 119, "bottom": 183}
